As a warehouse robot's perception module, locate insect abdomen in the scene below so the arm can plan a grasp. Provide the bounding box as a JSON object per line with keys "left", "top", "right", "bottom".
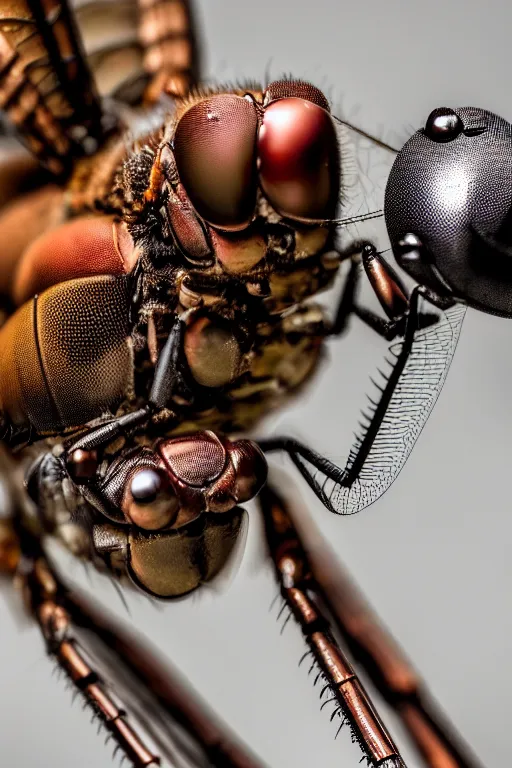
{"left": 0, "top": 275, "right": 133, "bottom": 435}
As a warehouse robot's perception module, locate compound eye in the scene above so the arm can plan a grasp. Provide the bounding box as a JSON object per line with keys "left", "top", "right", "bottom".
{"left": 264, "top": 80, "right": 330, "bottom": 111}
{"left": 424, "top": 108, "right": 463, "bottom": 142}
{"left": 173, "top": 95, "right": 259, "bottom": 230}
{"left": 126, "top": 468, "right": 179, "bottom": 530}
{"left": 257, "top": 98, "right": 339, "bottom": 221}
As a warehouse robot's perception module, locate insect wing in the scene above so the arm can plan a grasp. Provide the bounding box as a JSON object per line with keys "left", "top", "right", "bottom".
{"left": 292, "top": 296, "right": 467, "bottom": 514}
{"left": 75, "top": 0, "right": 201, "bottom": 105}
{"left": 73, "top": 0, "right": 147, "bottom": 104}
{"left": 0, "top": 0, "right": 105, "bottom": 172}
{"left": 332, "top": 116, "right": 398, "bottom": 252}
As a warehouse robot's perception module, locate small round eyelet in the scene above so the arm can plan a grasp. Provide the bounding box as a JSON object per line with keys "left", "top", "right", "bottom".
{"left": 66, "top": 449, "right": 99, "bottom": 483}
{"left": 424, "top": 108, "right": 463, "bottom": 143}
{"left": 130, "top": 469, "right": 166, "bottom": 504}
{"left": 126, "top": 468, "right": 179, "bottom": 531}
{"left": 395, "top": 232, "right": 427, "bottom": 266}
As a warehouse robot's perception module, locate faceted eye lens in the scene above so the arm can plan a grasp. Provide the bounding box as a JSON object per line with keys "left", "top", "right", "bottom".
{"left": 127, "top": 468, "right": 179, "bottom": 530}
{"left": 424, "top": 108, "right": 463, "bottom": 142}
{"left": 257, "top": 98, "right": 339, "bottom": 221}
{"left": 264, "top": 79, "right": 330, "bottom": 112}
{"left": 173, "top": 95, "right": 259, "bottom": 230}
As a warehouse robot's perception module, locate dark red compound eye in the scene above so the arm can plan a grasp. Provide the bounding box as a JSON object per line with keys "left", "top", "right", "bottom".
{"left": 257, "top": 97, "right": 339, "bottom": 222}
{"left": 264, "top": 79, "right": 330, "bottom": 112}
{"left": 173, "top": 94, "right": 259, "bottom": 230}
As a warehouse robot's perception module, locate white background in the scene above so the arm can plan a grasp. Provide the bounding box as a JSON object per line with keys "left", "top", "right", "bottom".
{"left": 1, "top": 1, "right": 511, "bottom": 766}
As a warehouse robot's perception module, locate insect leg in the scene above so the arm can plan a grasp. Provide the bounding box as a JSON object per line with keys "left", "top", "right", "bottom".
{"left": 329, "top": 244, "right": 412, "bottom": 341}
{"left": 258, "top": 288, "right": 466, "bottom": 515}
{"left": 353, "top": 244, "right": 410, "bottom": 340}
{"left": 60, "top": 315, "right": 199, "bottom": 457}
{"left": 62, "top": 587, "right": 267, "bottom": 768}
{"left": 10, "top": 513, "right": 266, "bottom": 768}
{"left": 13, "top": 529, "right": 160, "bottom": 767}
{"left": 259, "top": 484, "right": 405, "bottom": 768}
{"left": 276, "top": 488, "right": 484, "bottom": 768}
{"left": 328, "top": 242, "right": 367, "bottom": 337}
{"left": 149, "top": 314, "right": 197, "bottom": 408}
{"left": 257, "top": 436, "right": 346, "bottom": 511}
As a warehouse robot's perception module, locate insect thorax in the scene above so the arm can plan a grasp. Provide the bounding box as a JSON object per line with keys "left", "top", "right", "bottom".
{"left": 65, "top": 90, "right": 340, "bottom": 436}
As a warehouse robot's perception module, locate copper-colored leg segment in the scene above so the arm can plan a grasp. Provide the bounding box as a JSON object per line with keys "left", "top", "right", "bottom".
{"left": 20, "top": 551, "right": 161, "bottom": 767}
{"left": 63, "top": 590, "right": 267, "bottom": 768}
{"left": 259, "top": 485, "right": 405, "bottom": 768}
{"left": 13, "top": 521, "right": 265, "bottom": 768}
{"left": 273, "top": 486, "right": 484, "bottom": 768}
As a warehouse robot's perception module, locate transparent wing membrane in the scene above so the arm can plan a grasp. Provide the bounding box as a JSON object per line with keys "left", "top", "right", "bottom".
{"left": 291, "top": 295, "right": 467, "bottom": 515}
{"left": 332, "top": 116, "right": 399, "bottom": 252}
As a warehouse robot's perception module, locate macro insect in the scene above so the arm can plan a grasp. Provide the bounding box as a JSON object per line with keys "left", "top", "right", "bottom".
{"left": 0, "top": 0, "right": 507, "bottom": 766}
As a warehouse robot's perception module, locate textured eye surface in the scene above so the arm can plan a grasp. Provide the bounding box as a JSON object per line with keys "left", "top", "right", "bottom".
{"left": 13, "top": 216, "right": 138, "bottom": 306}
{"left": 173, "top": 95, "right": 259, "bottom": 230}
{"left": 424, "top": 108, "right": 463, "bottom": 142}
{"left": 257, "top": 98, "right": 339, "bottom": 221}
{"left": 264, "top": 79, "right": 330, "bottom": 111}
{"left": 126, "top": 468, "right": 179, "bottom": 530}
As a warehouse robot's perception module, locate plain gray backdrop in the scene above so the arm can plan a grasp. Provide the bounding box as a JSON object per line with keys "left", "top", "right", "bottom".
{"left": 1, "top": 1, "right": 511, "bottom": 766}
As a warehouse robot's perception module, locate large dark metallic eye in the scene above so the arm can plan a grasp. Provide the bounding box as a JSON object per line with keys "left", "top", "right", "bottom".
{"left": 126, "top": 468, "right": 179, "bottom": 530}
{"left": 264, "top": 80, "right": 330, "bottom": 111}
{"left": 424, "top": 108, "right": 463, "bottom": 143}
{"left": 257, "top": 98, "right": 339, "bottom": 221}
{"left": 173, "top": 95, "right": 259, "bottom": 230}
